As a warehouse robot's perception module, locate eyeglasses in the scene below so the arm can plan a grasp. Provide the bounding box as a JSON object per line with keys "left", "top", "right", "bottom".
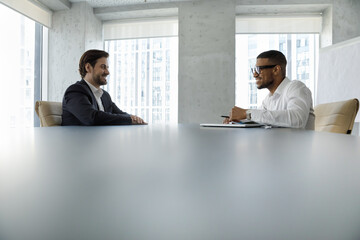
{"left": 251, "top": 65, "right": 277, "bottom": 74}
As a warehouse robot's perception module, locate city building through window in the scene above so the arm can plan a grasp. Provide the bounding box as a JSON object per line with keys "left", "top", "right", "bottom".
{"left": 104, "top": 37, "right": 178, "bottom": 124}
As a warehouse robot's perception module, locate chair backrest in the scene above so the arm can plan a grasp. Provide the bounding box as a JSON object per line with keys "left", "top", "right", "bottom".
{"left": 35, "top": 101, "right": 63, "bottom": 127}
{"left": 314, "top": 98, "right": 359, "bottom": 134}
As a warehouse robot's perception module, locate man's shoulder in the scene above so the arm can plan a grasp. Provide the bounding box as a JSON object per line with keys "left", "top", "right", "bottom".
{"left": 284, "top": 79, "right": 312, "bottom": 98}
{"left": 285, "top": 79, "right": 309, "bottom": 91}
{"left": 65, "top": 80, "right": 90, "bottom": 93}
{"left": 101, "top": 89, "right": 111, "bottom": 97}
{"left": 289, "top": 79, "right": 306, "bottom": 86}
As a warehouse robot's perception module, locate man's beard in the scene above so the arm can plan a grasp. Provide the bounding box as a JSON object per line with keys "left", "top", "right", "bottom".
{"left": 93, "top": 73, "right": 107, "bottom": 86}
{"left": 256, "top": 78, "right": 274, "bottom": 90}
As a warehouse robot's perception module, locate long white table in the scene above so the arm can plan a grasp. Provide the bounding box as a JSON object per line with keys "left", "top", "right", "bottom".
{"left": 1, "top": 124, "right": 360, "bottom": 240}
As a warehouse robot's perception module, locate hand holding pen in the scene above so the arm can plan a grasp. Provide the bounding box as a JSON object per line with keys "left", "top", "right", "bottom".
{"left": 221, "top": 115, "right": 231, "bottom": 124}
{"left": 222, "top": 106, "right": 248, "bottom": 123}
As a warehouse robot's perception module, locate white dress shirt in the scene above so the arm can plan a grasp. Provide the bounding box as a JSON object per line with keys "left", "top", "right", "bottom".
{"left": 249, "top": 77, "right": 315, "bottom": 130}
{"left": 84, "top": 80, "right": 105, "bottom": 111}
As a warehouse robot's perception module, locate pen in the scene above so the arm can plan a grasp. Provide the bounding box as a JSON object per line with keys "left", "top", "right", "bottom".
{"left": 221, "top": 115, "right": 230, "bottom": 118}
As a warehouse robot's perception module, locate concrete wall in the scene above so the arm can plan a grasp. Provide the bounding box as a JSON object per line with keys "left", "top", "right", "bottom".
{"left": 48, "top": 2, "right": 102, "bottom": 102}
{"left": 332, "top": 0, "right": 360, "bottom": 44}
{"left": 178, "top": 0, "right": 236, "bottom": 123}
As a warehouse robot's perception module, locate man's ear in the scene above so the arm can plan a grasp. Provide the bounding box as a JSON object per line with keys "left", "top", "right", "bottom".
{"left": 273, "top": 65, "right": 281, "bottom": 76}
{"left": 85, "top": 63, "right": 92, "bottom": 74}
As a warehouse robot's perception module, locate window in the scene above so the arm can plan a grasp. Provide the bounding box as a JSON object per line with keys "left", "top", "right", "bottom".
{"left": 236, "top": 16, "right": 320, "bottom": 109}
{"left": 0, "top": 3, "right": 46, "bottom": 127}
{"left": 104, "top": 37, "right": 178, "bottom": 124}
{"left": 103, "top": 19, "right": 178, "bottom": 124}
{"left": 236, "top": 33, "right": 319, "bottom": 109}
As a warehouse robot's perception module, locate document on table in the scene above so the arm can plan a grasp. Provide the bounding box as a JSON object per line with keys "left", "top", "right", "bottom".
{"left": 200, "top": 120, "right": 265, "bottom": 128}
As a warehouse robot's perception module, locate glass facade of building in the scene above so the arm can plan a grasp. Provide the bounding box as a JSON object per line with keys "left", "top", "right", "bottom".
{"left": 104, "top": 37, "right": 178, "bottom": 124}
{"left": 236, "top": 34, "right": 319, "bottom": 109}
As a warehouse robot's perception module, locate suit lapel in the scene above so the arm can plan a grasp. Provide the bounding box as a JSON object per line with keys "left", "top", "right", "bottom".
{"left": 100, "top": 93, "right": 109, "bottom": 112}
{"left": 80, "top": 79, "right": 100, "bottom": 110}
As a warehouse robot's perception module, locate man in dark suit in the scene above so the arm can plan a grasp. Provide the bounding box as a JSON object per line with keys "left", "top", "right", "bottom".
{"left": 62, "top": 49, "right": 146, "bottom": 126}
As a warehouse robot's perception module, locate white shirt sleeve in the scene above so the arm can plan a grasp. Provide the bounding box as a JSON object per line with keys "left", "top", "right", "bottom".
{"left": 249, "top": 80, "right": 313, "bottom": 129}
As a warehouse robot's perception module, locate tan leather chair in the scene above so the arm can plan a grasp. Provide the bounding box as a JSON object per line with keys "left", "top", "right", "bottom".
{"left": 314, "top": 98, "right": 359, "bottom": 134}
{"left": 35, "top": 101, "right": 62, "bottom": 127}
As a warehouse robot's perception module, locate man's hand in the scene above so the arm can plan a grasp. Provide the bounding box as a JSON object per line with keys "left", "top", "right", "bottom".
{"left": 230, "top": 106, "right": 247, "bottom": 122}
{"left": 131, "top": 115, "right": 147, "bottom": 125}
{"left": 222, "top": 117, "right": 230, "bottom": 124}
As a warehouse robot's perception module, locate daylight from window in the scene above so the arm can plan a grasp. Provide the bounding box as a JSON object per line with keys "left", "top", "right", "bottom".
{"left": 0, "top": 4, "right": 36, "bottom": 127}
{"left": 236, "top": 34, "right": 319, "bottom": 109}
{"left": 104, "top": 37, "right": 178, "bottom": 124}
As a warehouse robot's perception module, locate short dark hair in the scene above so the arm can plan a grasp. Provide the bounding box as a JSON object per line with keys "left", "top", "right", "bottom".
{"left": 79, "top": 49, "right": 109, "bottom": 78}
{"left": 257, "top": 50, "right": 287, "bottom": 76}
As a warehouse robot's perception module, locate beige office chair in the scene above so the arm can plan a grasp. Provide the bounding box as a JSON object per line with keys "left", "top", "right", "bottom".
{"left": 35, "top": 101, "right": 63, "bottom": 127}
{"left": 314, "top": 98, "right": 359, "bottom": 134}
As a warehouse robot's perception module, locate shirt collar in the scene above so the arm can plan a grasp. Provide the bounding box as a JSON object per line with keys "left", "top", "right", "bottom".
{"left": 272, "top": 77, "right": 290, "bottom": 96}
{"left": 84, "top": 79, "right": 103, "bottom": 98}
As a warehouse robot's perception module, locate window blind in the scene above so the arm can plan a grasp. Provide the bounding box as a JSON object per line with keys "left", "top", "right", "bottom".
{"left": 0, "top": 0, "right": 52, "bottom": 28}
{"left": 103, "top": 18, "right": 178, "bottom": 40}
{"left": 236, "top": 16, "right": 322, "bottom": 34}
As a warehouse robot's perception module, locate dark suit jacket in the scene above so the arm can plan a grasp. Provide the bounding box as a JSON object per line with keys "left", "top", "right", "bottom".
{"left": 62, "top": 79, "right": 132, "bottom": 126}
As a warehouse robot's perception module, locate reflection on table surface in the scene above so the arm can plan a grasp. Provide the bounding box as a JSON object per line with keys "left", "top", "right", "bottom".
{"left": 1, "top": 124, "right": 360, "bottom": 240}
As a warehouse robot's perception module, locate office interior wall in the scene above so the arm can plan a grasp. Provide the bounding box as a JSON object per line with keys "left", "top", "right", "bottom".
{"left": 48, "top": 2, "right": 102, "bottom": 102}
{"left": 317, "top": 36, "right": 360, "bottom": 110}
{"left": 318, "top": 36, "right": 360, "bottom": 135}
{"left": 178, "top": 0, "right": 236, "bottom": 123}
{"left": 45, "top": 0, "right": 360, "bottom": 119}
{"left": 332, "top": 0, "right": 360, "bottom": 44}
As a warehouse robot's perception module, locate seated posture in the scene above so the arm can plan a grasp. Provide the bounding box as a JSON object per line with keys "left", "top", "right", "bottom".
{"left": 225, "top": 50, "right": 314, "bottom": 130}
{"left": 62, "top": 49, "right": 146, "bottom": 126}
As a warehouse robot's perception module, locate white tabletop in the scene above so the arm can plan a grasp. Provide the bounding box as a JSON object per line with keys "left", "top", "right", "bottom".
{"left": 1, "top": 124, "right": 360, "bottom": 240}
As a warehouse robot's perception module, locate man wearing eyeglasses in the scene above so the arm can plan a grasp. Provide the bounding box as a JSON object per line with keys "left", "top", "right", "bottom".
{"left": 224, "top": 50, "right": 314, "bottom": 129}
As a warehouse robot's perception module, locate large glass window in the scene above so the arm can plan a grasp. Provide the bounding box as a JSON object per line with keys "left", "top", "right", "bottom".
{"left": 104, "top": 37, "right": 178, "bottom": 124}
{"left": 0, "top": 3, "right": 45, "bottom": 127}
{"left": 236, "top": 34, "right": 319, "bottom": 109}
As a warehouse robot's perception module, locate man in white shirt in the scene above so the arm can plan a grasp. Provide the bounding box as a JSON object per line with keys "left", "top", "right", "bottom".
{"left": 224, "top": 50, "right": 314, "bottom": 130}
